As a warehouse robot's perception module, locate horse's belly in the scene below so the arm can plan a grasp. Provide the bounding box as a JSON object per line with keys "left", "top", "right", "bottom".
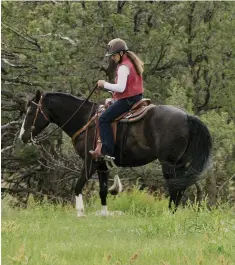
{"left": 114, "top": 140, "right": 157, "bottom": 167}
{"left": 115, "top": 119, "right": 156, "bottom": 166}
{"left": 115, "top": 155, "right": 157, "bottom": 167}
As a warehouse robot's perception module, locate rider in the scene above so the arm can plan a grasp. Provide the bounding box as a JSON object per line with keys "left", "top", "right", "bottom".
{"left": 89, "top": 38, "right": 144, "bottom": 159}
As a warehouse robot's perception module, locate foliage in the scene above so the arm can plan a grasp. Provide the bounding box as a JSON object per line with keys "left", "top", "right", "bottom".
{"left": 1, "top": 1, "right": 235, "bottom": 204}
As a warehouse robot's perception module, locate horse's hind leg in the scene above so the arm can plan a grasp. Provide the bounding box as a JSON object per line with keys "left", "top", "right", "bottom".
{"left": 161, "top": 163, "right": 185, "bottom": 212}
{"left": 97, "top": 163, "right": 109, "bottom": 216}
{"left": 169, "top": 189, "right": 185, "bottom": 213}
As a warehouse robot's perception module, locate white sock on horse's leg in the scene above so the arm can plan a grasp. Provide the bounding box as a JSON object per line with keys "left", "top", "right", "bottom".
{"left": 101, "top": 205, "right": 108, "bottom": 216}
{"left": 76, "top": 194, "right": 85, "bottom": 217}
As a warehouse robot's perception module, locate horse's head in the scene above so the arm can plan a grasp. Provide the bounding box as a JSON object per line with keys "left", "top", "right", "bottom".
{"left": 19, "top": 90, "right": 50, "bottom": 143}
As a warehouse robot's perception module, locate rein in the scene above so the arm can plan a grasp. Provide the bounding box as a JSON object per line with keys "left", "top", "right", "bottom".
{"left": 31, "top": 84, "right": 98, "bottom": 143}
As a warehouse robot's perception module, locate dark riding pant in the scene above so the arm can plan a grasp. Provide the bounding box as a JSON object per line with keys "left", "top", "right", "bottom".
{"left": 99, "top": 93, "right": 143, "bottom": 156}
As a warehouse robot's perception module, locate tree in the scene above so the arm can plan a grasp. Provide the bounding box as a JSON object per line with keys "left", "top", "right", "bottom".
{"left": 2, "top": 1, "right": 235, "bottom": 205}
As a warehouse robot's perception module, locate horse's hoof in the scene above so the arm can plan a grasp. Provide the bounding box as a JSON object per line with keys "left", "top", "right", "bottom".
{"left": 101, "top": 211, "right": 109, "bottom": 217}
{"left": 77, "top": 214, "right": 87, "bottom": 218}
{"left": 94, "top": 210, "right": 108, "bottom": 216}
{"left": 109, "top": 175, "right": 123, "bottom": 195}
{"left": 77, "top": 210, "right": 86, "bottom": 218}
{"left": 109, "top": 190, "right": 118, "bottom": 196}
{"left": 101, "top": 206, "right": 108, "bottom": 216}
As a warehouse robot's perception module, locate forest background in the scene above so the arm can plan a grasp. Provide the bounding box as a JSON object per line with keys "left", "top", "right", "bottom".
{"left": 1, "top": 1, "right": 235, "bottom": 206}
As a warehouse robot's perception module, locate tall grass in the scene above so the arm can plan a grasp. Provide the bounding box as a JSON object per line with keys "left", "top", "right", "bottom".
{"left": 2, "top": 189, "right": 235, "bottom": 265}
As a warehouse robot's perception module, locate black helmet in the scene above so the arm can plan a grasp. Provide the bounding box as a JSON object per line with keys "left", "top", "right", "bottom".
{"left": 105, "top": 38, "right": 128, "bottom": 56}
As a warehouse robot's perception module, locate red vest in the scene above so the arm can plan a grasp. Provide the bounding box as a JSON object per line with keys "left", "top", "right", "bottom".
{"left": 113, "top": 55, "right": 144, "bottom": 100}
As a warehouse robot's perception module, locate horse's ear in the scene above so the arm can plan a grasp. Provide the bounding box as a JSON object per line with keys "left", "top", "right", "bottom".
{"left": 35, "top": 90, "right": 41, "bottom": 102}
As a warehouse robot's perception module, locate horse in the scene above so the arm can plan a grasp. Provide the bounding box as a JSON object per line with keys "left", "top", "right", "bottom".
{"left": 19, "top": 90, "right": 212, "bottom": 216}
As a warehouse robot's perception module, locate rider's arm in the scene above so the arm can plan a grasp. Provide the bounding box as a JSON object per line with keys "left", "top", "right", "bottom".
{"left": 103, "top": 65, "right": 130, "bottom": 93}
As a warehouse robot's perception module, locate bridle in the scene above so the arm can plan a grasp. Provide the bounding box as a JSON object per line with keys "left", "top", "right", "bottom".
{"left": 31, "top": 96, "right": 49, "bottom": 126}
{"left": 29, "top": 84, "right": 98, "bottom": 144}
{"left": 30, "top": 96, "right": 50, "bottom": 143}
{"left": 29, "top": 85, "right": 116, "bottom": 173}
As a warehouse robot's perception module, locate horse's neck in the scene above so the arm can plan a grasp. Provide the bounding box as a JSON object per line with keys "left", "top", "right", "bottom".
{"left": 46, "top": 94, "right": 95, "bottom": 137}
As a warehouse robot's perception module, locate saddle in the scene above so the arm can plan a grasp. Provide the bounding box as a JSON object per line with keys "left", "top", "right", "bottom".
{"left": 98, "top": 98, "right": 155, "bottom": 142}
{"left": 72, "top": 98, "right": 155, "bottom": 148}
{"left": 112, "top": 98, "right": 153, "bottom": 123}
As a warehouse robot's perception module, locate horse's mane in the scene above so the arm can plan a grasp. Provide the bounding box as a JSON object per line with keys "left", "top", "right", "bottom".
{"left": 26, "top": 91, "right": 94, "bottom": 109}
{"left": 44, "top": 92, "right": 91, "bottom": 102}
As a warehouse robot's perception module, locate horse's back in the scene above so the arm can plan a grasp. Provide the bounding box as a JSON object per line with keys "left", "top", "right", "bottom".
{"left": 153, "top": 104, "right": 187, "bottom": 118}
{"left": 115, "top": 104, "right": 189, "bottom": 166}
{"left": 149, "top": 104, "right": 188, "bottom": 134}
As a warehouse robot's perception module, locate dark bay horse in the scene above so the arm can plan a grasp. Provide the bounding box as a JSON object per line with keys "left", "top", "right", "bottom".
{"left": 19, "top": 90, "right": 212, "bottom": 216}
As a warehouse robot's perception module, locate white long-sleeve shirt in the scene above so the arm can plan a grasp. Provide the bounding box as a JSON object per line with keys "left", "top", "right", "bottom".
{"left": 103, "top": 65, "right": 130, "bottom": 93}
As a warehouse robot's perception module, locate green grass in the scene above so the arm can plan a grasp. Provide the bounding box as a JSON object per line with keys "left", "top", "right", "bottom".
{"left": 2, "top": 190, "right": 235, "bottom": 265}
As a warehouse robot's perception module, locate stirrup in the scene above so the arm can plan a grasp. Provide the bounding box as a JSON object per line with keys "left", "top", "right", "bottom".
{"left": 104, "top": 156, "right": 117, "bottom": 169}
{"left": 103, "top": 155, "right": 115, "bottom": 162}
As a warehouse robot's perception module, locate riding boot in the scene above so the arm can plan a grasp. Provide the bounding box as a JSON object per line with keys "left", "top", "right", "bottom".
{"left": 89, "top": 140, "right": 102, "bottom": 160}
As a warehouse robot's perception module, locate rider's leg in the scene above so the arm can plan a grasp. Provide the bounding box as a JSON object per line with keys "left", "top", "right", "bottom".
{"left": 98, "top": 94, "right": 143, "bottom": 157}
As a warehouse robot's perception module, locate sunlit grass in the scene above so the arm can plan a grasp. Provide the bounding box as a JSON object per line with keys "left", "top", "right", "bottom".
{"left": 2, "top": 190, "right": 235, "bottom": 265}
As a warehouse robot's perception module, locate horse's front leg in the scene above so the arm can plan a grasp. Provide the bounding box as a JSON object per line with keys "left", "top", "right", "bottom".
{"left": 97, "top": 166, "right": 109, "bottom": 216}
{"left": 75, "top": 164, "right": 96, "bottom": 217}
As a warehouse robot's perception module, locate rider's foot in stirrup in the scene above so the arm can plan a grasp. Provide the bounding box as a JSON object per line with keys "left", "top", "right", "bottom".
{"left": 89, "top": 141, "right": 103, "bottom": 160}
{"left": 89, "top": 150, "right": 115, "bottom": 161}
{"left": 89, "top": 150, "right": 103, "bottom": 160}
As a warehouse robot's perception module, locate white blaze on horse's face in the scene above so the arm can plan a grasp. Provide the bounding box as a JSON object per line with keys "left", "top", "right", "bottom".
{"left": 19, "top": 107, "right": 30, "bottom": 140}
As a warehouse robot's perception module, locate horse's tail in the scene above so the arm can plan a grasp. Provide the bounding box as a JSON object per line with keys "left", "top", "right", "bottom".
{"left": 164, "top": 114, "right": 212, "bottom": 196}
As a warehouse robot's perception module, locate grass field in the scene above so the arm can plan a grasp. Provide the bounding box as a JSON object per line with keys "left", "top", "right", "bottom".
{"left": 2, "top": 189, "right": 235, "bottom": 265}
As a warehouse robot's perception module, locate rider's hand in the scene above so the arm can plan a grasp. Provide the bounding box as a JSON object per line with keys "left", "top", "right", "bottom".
{"left": 97, "top": 80, "right": 105, "bottom": 88}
